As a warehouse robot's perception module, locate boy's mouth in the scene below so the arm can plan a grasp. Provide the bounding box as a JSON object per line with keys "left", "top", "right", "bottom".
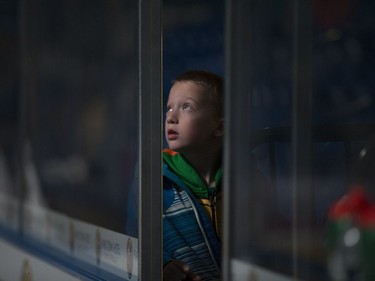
{"left": 167, "top": 129, "right": 178, "bottom": 140}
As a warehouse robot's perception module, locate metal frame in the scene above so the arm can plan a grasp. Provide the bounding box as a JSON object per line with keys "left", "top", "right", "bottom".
{"left": 291, "top": 0, "right": 313, "bottom": 278}
{"left": 138, "top": 0, "right": 162, "bottom": 279}
{"left": 222, "top": 0, "right": 254, "bottom": 279}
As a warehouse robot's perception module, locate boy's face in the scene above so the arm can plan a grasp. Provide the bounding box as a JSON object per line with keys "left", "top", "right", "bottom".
{"left": 165, "top": 81, "right": 223, "bottom": 154}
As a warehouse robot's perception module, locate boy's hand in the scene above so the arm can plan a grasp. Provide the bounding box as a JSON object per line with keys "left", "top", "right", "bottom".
{"left": 163, "top": 260, "right": 201, "bottom": 281}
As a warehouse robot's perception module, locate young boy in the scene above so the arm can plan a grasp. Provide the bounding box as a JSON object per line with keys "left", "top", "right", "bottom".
{"left": 162, "top": 70, "right": 224, "bottom": 281}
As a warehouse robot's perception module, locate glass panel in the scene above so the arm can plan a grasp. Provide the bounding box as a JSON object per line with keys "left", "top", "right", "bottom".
{"left": 0, "top": 0, "right": 165, "bottom": 279}
{"left": 0, "top": 0, "right": 21, "bottom": 231}
{"left": 225, "top": 0, "right": 375, "bottom": 281}
{"left": 313, "top": 1, "right": 375, "bottom": 280}
{"left": 22, "top": 0, "right": 138, "bottom": 234}
{"left": 224, "top": 0, "right": 295, "bottom": 278}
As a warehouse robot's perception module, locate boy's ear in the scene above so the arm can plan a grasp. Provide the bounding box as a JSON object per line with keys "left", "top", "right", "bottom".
{"left": 214, "top": 118, "right": 224, "bottom": 137}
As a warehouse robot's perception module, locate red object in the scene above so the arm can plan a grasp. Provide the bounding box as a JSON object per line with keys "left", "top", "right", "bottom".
{"left": 358, "top": 205, "right": 375, "bottom": 228}
{"left": 329, "top": 185, "right": 369, "bottom": 220}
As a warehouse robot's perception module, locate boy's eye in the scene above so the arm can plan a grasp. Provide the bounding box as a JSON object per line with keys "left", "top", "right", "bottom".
{"left": 182, "top": 103, "right": 192, "bottom": 111}
{"left": 166, "top": 106, "right": 172, "bottom": 112}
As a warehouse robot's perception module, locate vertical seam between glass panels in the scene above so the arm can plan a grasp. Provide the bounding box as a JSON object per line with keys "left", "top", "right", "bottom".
{"left": 222, "top": 0, "right": 232, "bottom": 279}
{"left": 291, "top": 0, "right": 313, "bottom": 278}
{"left": 223, "top": 0, "right": 253, "bottom": 280}
{"left": 138, "top": 0, "right": 162, "bottom": 279}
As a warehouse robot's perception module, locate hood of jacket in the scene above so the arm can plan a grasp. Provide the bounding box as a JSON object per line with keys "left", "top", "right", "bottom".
{"left": 162, "top": 149, "right": 222, "bottom": 199}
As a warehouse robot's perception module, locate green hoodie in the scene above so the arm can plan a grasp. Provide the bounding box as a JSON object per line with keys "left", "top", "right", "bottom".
{"left": 162, "top": 148, "right": 222, "bottom": 199}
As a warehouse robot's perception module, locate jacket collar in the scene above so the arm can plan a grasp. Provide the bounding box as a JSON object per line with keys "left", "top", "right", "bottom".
{"left": 162, "top": 149, "right": 222, "bottom": 199}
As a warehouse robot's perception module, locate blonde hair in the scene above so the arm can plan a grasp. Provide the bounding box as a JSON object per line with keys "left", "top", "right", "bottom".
{"left": 172, "top": 70, "right": 224, "bottom": 118}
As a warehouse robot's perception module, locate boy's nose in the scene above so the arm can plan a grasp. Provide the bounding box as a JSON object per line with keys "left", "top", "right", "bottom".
{"left": 166, "top": 111, "right": 178, "bottom": 124}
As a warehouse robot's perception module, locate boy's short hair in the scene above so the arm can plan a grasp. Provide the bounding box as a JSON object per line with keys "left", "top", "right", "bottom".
{"left": 172, "top": 70, "right": 224, "bottom": 118}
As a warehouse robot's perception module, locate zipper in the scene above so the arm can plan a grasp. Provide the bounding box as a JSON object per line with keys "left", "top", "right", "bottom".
{"left": 208, "top": 187, "right": 218, "bottom": 238}
{"left": 187, "top": 190, "right": 221, "bottom": 276}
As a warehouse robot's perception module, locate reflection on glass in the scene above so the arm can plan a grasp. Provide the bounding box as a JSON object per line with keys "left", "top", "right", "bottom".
{"left": 0, "top": 0, "right": 20, "bottom": 231}
{"left": 23, "top": 0, "right": 138, "bottom": 233}
{"left": 229, "top": 0, "right": 375, "bottom": 280}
